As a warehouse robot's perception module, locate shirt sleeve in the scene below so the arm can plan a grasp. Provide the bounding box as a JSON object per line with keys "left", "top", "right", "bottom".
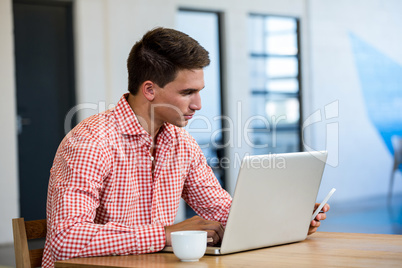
{"left": 181, "top": 143, "right": 232, "bottom": 226}
{"left": 45, "top": 132, "right": 165, "bottom": 263}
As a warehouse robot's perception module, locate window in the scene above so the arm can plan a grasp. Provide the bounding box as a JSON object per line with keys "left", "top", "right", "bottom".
{"left": 177, "top": 9, "right": 224, "bottom": 185}
{"left": 176, "top": 9, "right": 225, "bottom": 219}
{"left": 248, "top": 15, "right": 302, "bottom": 155}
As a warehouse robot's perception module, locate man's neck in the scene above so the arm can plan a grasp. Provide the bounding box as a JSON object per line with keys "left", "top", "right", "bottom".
{"left": 127, "top": 93, "right": 163, "bottom": 140}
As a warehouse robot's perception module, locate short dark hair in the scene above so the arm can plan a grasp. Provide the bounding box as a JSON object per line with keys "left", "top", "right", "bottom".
{"left": 127, "top": 27, "right": 210, "bottom": 95}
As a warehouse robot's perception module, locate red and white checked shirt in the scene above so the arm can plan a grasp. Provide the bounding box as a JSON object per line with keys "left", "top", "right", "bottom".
{"left": 42, "top": 94, "right": 232, "bottom": 267}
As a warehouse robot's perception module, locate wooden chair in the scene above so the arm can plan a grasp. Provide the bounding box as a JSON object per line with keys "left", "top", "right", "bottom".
{"left": 12, "top": 218, "right": 47, "bottom": 268}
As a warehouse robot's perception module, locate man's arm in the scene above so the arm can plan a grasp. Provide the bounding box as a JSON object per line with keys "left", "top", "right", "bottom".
{"left": 163, "top": 142, "right": 231, "bottom": 246}
{"left": 44, "top": 135, "right": 165, "bottom": 265}
{"left": 182, "top": 145, "right": 232, "bottom": 224}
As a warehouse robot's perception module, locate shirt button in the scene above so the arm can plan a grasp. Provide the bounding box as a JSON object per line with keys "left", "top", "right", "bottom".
{"left": 150, "top": 156, "right": 154, "bottom": 161}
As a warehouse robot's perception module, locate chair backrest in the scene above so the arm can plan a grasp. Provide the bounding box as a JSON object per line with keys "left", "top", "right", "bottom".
{"left": 12, "top": 218, "right": 47, "bottom": 268}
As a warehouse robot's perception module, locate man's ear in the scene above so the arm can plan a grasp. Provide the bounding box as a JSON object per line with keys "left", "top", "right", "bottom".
{"left": 141, "top": 81, "right": 155, "bottom": 101}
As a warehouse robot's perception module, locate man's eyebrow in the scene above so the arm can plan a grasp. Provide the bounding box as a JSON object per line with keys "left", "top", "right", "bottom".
{"left": 180, "top": 86, "right": 205, "bottom": 92}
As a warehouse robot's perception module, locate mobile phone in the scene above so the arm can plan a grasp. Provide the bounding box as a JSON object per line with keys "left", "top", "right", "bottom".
{"left": 311, "top": 188, "right": 336, "bottom": 221}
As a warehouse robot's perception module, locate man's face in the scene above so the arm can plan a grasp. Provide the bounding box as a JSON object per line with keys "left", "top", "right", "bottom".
{"left": 152, "top": 69, "right": 204, "bottom": 128}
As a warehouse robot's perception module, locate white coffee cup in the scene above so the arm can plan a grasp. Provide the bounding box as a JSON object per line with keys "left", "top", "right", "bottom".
{"left": 170, "top": 231, "right": 207, "bottom": 262}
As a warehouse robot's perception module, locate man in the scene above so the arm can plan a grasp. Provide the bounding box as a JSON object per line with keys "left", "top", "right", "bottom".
{"left": 42, "top": 27, "right": 328, "bottom": 267}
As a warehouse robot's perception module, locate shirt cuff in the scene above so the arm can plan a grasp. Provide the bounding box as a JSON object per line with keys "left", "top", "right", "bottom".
{"left": 135, "top": 223, "right": 166, "bottom": 254}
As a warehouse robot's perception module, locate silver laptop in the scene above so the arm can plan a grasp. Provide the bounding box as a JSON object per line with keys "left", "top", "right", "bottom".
{"left": 164, "top": 151, "right": 328, "bottom": 255}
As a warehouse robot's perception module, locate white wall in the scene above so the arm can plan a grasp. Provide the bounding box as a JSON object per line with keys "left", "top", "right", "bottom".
{"left": 0, "top": 0, "right": 19, "bottom": 244}
{"left": 73, "top": 0, "right": 178, "bottom": 123}
{"left": 308, "top": 0, "right": 402, "bottom": 202}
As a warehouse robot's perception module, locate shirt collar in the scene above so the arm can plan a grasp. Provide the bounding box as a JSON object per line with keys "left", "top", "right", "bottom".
{"left": 114, "top": 93, "right": 175, "bottom": 141}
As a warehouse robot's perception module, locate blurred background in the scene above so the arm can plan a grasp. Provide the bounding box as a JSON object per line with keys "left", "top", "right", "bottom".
{"left": 1, "top": 0, "right": 402, "bottom": 265}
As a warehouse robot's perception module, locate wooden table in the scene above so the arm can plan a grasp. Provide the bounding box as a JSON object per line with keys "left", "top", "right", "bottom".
{"left": 55, "top": 232, "right": 402, "bottom": 267}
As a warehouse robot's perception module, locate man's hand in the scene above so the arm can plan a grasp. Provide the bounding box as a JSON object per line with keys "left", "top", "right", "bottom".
{"left": 165, "top": 216, "right": 224, "bottom": 246}
{"left": 308, "top": 203, "right": 330, "bottom": 235}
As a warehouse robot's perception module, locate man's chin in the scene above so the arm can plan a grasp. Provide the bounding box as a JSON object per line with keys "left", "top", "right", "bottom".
{"left": 170, "top": 120, "right": 189, "bottom": 128}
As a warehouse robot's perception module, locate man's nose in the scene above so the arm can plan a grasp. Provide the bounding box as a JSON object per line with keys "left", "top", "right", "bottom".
{"left": 189, "top": 92, "right": 202, "bottom": 111}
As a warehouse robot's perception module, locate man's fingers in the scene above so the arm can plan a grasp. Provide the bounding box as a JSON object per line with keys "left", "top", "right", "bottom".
{"left": 191, "top": 217, "right": 224, "bottom": 245}
{"left": 314, "top": 203, "right": 330, "bottom": 212}
{"left": 206, "top": 230, "right": 221, "bottom": 245}
{"left": 308, "top": 226, "right": 318, "bottom": 235}
{"left": 317, "top": 212, "right": 327, "bottom": 221}
{"left": 311, "top": 220, "right": 321, "bottom": 228}
{"left": 325, "top": 203, "right": 330, "bottom": 212}
{"left": 198, "top": 218, "right": 224, "bottom": 239}
{"left": 165, "top": 216, "right": 225, "bottom": 246}
{"left": 204, "top": 223, "right": 224, "bottom": 243}
{"left": 308, "top": 203, "right": 330, "bottom": 236}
